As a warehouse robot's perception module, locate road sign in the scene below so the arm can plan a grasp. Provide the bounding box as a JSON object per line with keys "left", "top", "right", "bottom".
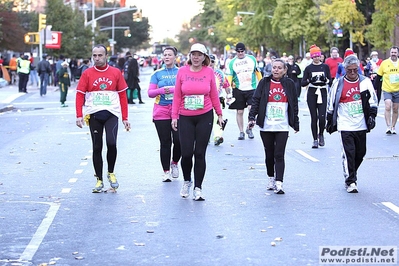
{"left": 40, "top": 26, "right": 53, "bottom": 43}
{"left": 333, "top": 22, "right": 340, "bottom": 30}
{"left": 45, "top": 32, "right": 62, "bottom": 49}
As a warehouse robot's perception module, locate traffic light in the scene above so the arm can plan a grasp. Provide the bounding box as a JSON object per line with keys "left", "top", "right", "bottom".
{"left": 38, "top": 13, "right": 47, "bottom": 31}
{"left": 234, "top": 16, "right": 242, "bottom": 25}
{"left": 124, "top": 29, "right": 131, "bottom": 37}
{"left": 234, "top": 16, "right": 239, "bottom": 25}
{"left": 24, "top": 32, "right": 40, "bottom": 44}
{"left": 133, "top": 10, "right": 142, "bottom": 22}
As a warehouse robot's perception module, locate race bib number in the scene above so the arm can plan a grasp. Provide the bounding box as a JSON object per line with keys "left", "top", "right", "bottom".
{"left": 237, "top": 72, "right": 252, "bottom": 88}
{"left": 389, "top": 74, "right": 399, "bottom": 84}
{"left": 347, "top": 101, "right": 363, "bottom": 116}
{"left": 165, "top": 93, "right": 174, "bottom": 100}
{"left": 184, "top": 95, "right": 204, "bottom": 110}
{"left": 93, "top": 91, "right": 112, "bottom": 106}
{"left": 267, "top": 105, "right": 284, "bottom": 121}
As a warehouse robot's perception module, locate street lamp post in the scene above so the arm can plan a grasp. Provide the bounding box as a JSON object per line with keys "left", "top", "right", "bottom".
{"left": 112, "top": 13, "right": 115, "bottom": 54}
{"left": 91, "top": 0, "right": 95, "bottom": 45}
{"left": 84, "top": 6, "right": 137, "bottom": 48}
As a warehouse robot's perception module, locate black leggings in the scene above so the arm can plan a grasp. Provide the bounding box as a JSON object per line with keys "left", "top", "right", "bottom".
{"left": 260, "top": 131, "right": 289, "bottom": 182}
{"left": 295, "top": 80, "right": 301, "bottom": 98}
{"left": 307, "top": 87, "right": 327, "bottom": 140}
{"left": 154, "top": 119, "right": 181, "bottom": 171}
{"left": 89, "top": 111, "right": 118, "bottom": 180}
{"left": 179, "top": 110, "right": 213, "bottom": 189}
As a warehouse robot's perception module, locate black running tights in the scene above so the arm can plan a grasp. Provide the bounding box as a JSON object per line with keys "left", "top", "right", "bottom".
{"left": 89, "top": 111, "right": 118, "bottom": 180}
{"left": 306, "top": 87, "right": 327, "bottom": 140}
{"left": 179, "top": 111, "right": 213, "bottom": 189}
{"left": 260, "top": 131, "right": 289, "bottom": 182}
{"left": 154, "top": 119, "right": 181, "bottom": 171}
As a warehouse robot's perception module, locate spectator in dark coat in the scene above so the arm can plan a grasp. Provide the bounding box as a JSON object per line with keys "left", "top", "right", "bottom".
{"left": 126, "top": 57, "right": 144, "bottom": 104}
{"left": 286, "top": 55, "right": 302, "bottom": 99}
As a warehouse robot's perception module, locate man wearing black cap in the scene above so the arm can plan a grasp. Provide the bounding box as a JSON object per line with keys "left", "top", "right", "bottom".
{"left": 227, "top": 42, "right": 259, "bottom": 140}
{"left": 37, "top": 54, "right": 51, "bottom": 96}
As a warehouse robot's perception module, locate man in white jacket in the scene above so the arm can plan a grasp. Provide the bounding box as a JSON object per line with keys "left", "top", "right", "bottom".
{"left": 326, "top": 54, "right": 378, "bottom": 193}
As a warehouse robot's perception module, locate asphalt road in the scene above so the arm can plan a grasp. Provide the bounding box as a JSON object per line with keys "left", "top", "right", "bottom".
{"left": 0, "top": 67, "right": 398, "bottom": 266}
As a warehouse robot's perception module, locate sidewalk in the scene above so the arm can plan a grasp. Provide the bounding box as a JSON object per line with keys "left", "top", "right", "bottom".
{"left": 0, "top": 82, "right": 77, "bottom": 113}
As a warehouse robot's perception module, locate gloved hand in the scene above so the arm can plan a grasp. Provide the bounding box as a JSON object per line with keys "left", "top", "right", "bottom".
{"left": 367, "top": 116, "right": 376, "bottom": 130}
{"left": 310, "top": 76, "right": 318, "bottom": 83}
{"left": 319, "top": 75, "right": 327, "bottom": 83}
{"left": 325, "top": 113, "right": 334, "bottom": 134}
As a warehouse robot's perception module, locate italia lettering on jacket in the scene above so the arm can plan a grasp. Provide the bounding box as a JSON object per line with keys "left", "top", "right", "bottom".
{"left": 345, "top": 86, "right": 360, "bottom": 98}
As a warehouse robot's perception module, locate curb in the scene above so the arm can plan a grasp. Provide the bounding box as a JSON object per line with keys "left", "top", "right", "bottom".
{"left": 0, "top": 104, "right": 14, "bottom": 113}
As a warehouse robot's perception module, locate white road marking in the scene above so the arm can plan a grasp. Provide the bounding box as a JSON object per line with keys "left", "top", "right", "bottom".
{"left": 80, "top": 162, "right": 88, "bottom": 166}
{"left": 74, "top": 169, "right": 83, "bottom": 174}
{"left": 61, "top": 188, "right": 71, "bottom": 193}
{"left": 68, "top": 178, "right": 78, "bottom": 183}
{"left": 13, "top": 101, "right": 65, "bottom": 105}
{"left": 295, "top": 149, "right": 319, "bottom": 162}
{"left": 19, "top": 202, "right": 60, "bottom": 261}
{"left": 135, "top": 195, "right": 146, "bottom": 203}
{"left": 382, "top": 202, "right": 399, "bottom": 214}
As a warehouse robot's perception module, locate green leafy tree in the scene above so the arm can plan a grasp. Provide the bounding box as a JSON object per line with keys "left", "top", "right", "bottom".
{"left": 320, "top": 0, "right": 365, "bottom": 48}
{"left": 98, "top": 4, "right": 150, "bottom": 53}
{"left": 244, "top": 0, "right": 277, "bottom": 54}
{"left": 45, "top": 0, "right": 93, "bottom": 58}
{"left": 273, "top": 0, "right": 325, "bottom": 55}
{"left": 366, "top": 0, "right": 399, "bottom": 51}
{"left": 177, "top": 22, "right": 195, "bottom": 55}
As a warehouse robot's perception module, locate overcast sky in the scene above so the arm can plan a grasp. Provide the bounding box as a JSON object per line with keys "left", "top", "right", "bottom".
{"left": 128, "top": 0, "right": 203, "bottom": 43}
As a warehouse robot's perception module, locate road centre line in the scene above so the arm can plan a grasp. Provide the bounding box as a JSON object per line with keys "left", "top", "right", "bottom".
{"left": 382, "top": 202, "right": 399, "bottom": 215}
{"left": 19, "top": 202, "right": 60, "bottom": 262}
{"left": 61, "top": 188, "right": 72, "bottom": 193}
{"left": 295, "top": 149, "right": 319, "bottom": 162}
{"left": 74, "top": 169, "right": 83, "bottom": 174}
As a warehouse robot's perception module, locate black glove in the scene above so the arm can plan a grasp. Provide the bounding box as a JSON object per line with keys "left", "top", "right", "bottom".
{"left": 310, "top": 76, "right": 318, "bottom": 83}
{"left": 219, "top": 97, "right": 225, "bottom": 109}
{"left": 319, "top": 75, "right": 327, "bottom": 83}
{"left": 325, "top": 113, "right": 334, "bottom": 134}
{"left": 248, "top": 120, "right": 256, "bottom": 129}
{"left": 367, "top": 116, "right": 376, "bottom": 130}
